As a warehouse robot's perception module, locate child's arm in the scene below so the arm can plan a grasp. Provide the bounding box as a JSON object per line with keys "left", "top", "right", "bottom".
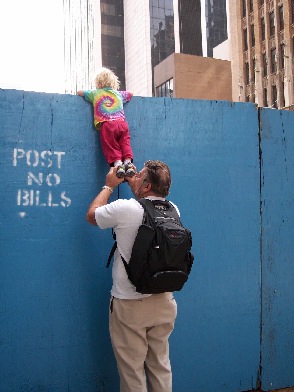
{"left": 121, "top": 91, "right": 133, "bottom": 104}
{"left": 77, "top": 90, "right": 85, "bottom": 97}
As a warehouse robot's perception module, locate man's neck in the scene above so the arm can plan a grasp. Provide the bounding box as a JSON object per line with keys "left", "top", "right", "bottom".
{"left": 143, "top": 191, "right": 158, "bottom": 198}
{"left": 139, "top": 191, "right": 164, "bottom": 200}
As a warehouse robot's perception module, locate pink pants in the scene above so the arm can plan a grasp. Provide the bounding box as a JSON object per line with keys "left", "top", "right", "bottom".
{"left": 100, "top": 120, "right": 133, "bottom": 165}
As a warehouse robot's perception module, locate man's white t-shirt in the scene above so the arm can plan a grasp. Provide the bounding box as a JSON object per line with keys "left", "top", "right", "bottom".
{"left": 95, "top": 196, "right": 178, "bottom": 299}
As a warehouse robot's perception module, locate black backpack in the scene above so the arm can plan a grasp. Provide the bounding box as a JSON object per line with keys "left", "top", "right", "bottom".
{"left": 107, "top": 198, "right": 194, "bottom": 294}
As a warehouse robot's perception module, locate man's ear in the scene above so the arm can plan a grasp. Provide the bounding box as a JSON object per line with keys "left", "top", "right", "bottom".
{"left": 143, "top": 181, "right": 152, "bottom": 193}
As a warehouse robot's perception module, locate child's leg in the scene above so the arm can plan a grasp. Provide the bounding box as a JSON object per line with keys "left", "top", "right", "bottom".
{"left": 100, "top": 122, "right": 126, "bottom": 178}
{"left": 117, "top": 121, "right": 133, "bottom": 165}
{"left": 100, "top": 122, "right": 123, "bottom": 165}
{"left": 116, "top": 121, "right": 135, "bottom": 177}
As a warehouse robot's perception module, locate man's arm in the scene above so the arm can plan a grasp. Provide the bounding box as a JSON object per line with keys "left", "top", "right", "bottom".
{"left": 86, "top": 167, "right": 124, "bottom": 225}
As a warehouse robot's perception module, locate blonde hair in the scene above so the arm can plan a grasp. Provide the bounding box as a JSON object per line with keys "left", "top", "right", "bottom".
{"left": 94, "top": 67, "right": 120, "bottom": 90}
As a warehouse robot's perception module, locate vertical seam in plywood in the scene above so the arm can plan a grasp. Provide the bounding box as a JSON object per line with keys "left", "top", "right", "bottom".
{"left": 257, "top": 106, "right": 263, "bottom": 391}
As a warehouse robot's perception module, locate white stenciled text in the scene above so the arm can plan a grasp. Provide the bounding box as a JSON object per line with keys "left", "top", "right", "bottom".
{"left": 13, "top": 148, "right": 72, "bottom": 209}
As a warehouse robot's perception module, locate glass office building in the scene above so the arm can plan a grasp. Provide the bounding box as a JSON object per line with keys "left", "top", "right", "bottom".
{"left": 149, "top": 0, "right": 175, "bottom": 94}
{"left": 64, "top": 0, "right": 228, "bottom": 96}
{"left": 178, "top": 0, "right": 203, "bottom": 56}
{"left": 100, "top": 0, "right": 126, "bottom": 89}
{"left": 205, "top": 0, "right": 228, "bottom": 57}
{"left": 150, "top": 0, "right": 175, "bottom": 67}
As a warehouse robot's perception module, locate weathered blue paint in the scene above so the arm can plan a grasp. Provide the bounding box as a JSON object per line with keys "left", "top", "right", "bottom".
{"left": 0, "top": 89, "right": 292, "bottom": 391}
{"left": 260, "top": 108, "right": 294, "bottom": 390}
{"left": 0, "top": 90, "right": 119, "bottom": 392}
{"left": 122, "top": 98, "right": 261, "bottom": 392}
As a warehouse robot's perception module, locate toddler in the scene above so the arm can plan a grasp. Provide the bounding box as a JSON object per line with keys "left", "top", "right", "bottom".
{"left": 77, "top": 67, "right": 135, "bottom": 178}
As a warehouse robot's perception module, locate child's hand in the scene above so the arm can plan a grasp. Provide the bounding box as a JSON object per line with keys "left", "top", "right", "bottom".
{"left": 77, "top": 90, "right": 84, "bottom": 96}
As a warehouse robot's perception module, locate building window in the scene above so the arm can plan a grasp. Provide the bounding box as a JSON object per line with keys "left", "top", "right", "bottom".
{"left": 100, "top": 0, "right": 125, "bottom": 89}
{"left": 249, "top": 0, "right": 253, "bottom": 13}
{"left": 100, "top": 3, "right": 116, "bottom": 16}
{"left": 101, "top": 24, "right": 123, "bottom": 37}
{"left": 261, "top": 18, "right": 266, "bottom": 41}
{"left": 279, "top": 5, "right": 284, "bottom": 30}
{"left": 270, "top": 48, "right": 277, "bottom": 73}
{"left": 252, "top": 58, "right": 256, "bottom": 82}
{"left": 272, "top": 85, "right": 278, "bottom": 108}
{"left": 150, "top": 0, "right": 175, "bottom": 95}
{"left": 242, "top": 0, "right": 246, "bottom": 18}
{"left": 263, "top": 52, "right": 268, "bottom": 77}
{"left": 156, "top": 78, "right": 173, "bottom": 97}
{"left": 281, "top": 82, "right": 285, "bottom": 107}
{"left": 263, "top": 88, "right": 268, "bottom": 107}
{"left": 251, "top": 24, "right": 255, "bottom": 47}
{"left": 245, "top": 62, "right": 250, "bottom": 85}
{"left": 280, "top": 82, "right": 286, "bottom": 108}
{"left": 243, "top": 29, "right": 248, "bottom": 51}
{"left": 178, "top": 0, "right": 203, "bottom": 56}
{"left": 150, "top": 0, "right": 175, "bottom": 67}
{"left": 280, "top": 44, "right": 285, "bottom": 69}
{"left": 269, "top": 11, "right": 275, "bottom": 37}
{"left": 205, "top": 0, "right": 228, "bottom": 58}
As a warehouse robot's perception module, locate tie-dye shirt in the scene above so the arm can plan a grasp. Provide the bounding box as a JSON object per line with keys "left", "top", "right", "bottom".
{"left": 84, "top": 87, "right": 132, "bottom": 130}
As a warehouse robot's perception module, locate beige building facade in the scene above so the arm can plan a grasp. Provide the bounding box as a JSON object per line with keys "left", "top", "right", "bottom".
{"left": 229, "top": 0, "right": 294, "bottom": 110}
{"left": 154, "top": 53, "right": 232, "bottom": 101}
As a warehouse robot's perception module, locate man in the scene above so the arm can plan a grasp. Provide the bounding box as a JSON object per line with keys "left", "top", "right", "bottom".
{"left": 86, "top": 160, "right": 177, "bottom": 392}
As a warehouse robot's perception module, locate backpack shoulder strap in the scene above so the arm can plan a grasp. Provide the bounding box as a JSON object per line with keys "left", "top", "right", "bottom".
{"left": 106, "top": 241, "right": 117, "bottom": 268}
{"left": 106, "top": 240, "right": 132, "bottom": 277}
{"left": 106, "top": 229, "right": 117, "bottom": 268}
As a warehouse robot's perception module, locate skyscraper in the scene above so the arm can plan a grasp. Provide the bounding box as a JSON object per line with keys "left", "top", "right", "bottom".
{"left": 100, "top": 0, "right": 126, "bottom": 89}
{"left": 229, "top": 0, "right": 293, "bottom": 109}
{"left": 150, "top": 0, "right": 175, "bottom": 67}
{"left": 63, "top": 0, "right": 101, "bottom": 94}
{"left": 204, "top": 0, "right": 228, "bottom": 57}
{"left": 124, "top": 0, "right": 176, "bottom": 96}
{"left": 64, "top": 0, "right": 228, "bottom": 96}
{"left": 178, "top": 0, "right": 203, "bottom": 56}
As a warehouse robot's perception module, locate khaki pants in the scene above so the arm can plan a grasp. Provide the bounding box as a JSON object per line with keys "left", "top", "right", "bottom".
{"left": 109, "top": 293, "right": 177, "bottom": 392}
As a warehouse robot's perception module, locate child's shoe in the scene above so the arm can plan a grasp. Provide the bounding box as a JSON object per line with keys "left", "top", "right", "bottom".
{"left": 125, "top": 162, "right": 136, "bottom": 177}
{"left": 116, "top": 164, "right": 126, "bottom": 178}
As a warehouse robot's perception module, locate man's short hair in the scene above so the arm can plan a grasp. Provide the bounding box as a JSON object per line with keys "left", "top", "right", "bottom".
{"left": 144, "top": 160, "right": 171, "bottom": 197}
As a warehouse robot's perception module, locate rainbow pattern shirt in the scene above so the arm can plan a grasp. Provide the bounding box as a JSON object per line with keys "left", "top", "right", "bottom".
{"left": 84, "top": 87, "right": 132, "bottom": 130}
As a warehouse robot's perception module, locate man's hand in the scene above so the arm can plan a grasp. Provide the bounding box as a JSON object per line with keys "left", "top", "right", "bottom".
{"left": 105, "top": 166, "right": 125, "bottom": 189}
{"left": 86, "top": 166, "right": 124, "bottom": 225}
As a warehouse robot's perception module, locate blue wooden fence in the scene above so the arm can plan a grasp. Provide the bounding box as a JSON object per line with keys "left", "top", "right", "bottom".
{"left": 0, "top": 89, "right": 293, "bottom": 391}
{"left": 260, "top": 108, "right": 294, "bottom": 391}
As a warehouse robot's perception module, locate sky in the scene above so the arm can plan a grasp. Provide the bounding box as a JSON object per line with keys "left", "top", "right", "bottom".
{"left": 0, "top": 0, "right": 65, "bottom": 93}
